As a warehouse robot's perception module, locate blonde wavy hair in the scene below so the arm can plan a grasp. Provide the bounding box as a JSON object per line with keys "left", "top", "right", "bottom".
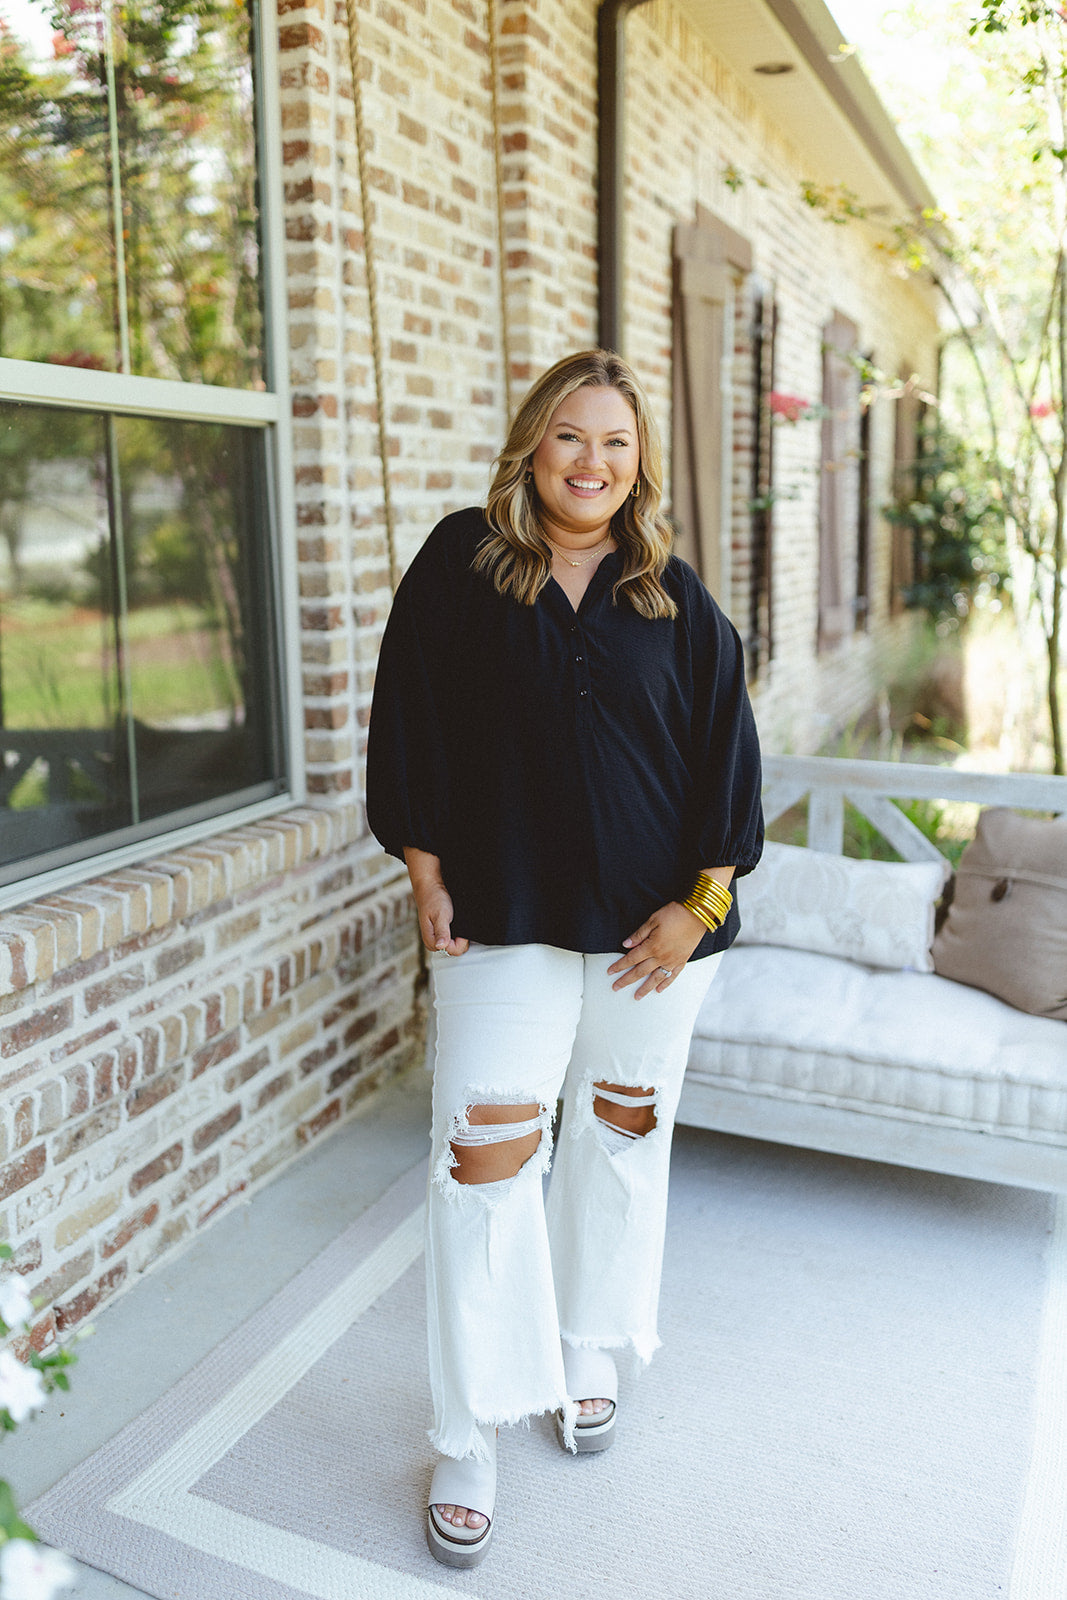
{"left": 474, "top": 349, "right": 677, "bottom": 620}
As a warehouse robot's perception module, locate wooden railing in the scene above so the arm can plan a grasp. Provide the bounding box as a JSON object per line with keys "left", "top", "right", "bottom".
{"left": 760, "top": 754, "right": 1067, "bottom": 863}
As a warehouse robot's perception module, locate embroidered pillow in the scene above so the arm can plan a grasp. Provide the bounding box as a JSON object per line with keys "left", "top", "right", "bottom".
{"left": 736, "top": 841, "right": 950, "bottom": 972}
{"left": 931, "top": 808, "right": 1067, "bottom": 1020}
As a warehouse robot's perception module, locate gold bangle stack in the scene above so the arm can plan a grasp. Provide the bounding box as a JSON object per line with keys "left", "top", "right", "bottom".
{"left": 682, "top": 872, "right": 733, "bottom": 933}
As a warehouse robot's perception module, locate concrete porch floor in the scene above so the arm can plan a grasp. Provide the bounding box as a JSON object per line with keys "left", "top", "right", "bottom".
{"left": 4, "top": 1061, "right": 433, "bottom": 1600}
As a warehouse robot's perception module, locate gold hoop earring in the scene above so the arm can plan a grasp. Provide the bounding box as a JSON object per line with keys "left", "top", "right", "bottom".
{"left": 524, "top": 470, "right": 533, "bottom": 484}
{"left": 630, "top": 480, "right": 641, "bottom": 498}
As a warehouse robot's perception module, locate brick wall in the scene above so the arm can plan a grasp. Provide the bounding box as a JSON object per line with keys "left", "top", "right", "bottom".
{"left": 624, "top": 0, "right": 940, "bottom": 752}
{"left": 0, "top": 0, "right": 942, "bottom": 1341}
{"left": 0, "top": 812, "right": 419, "bottom": 1353}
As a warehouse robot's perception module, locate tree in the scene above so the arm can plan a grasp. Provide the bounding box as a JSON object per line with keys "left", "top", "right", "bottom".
{"left": 839, "top": 0, "right": 1067, "bottom": 772}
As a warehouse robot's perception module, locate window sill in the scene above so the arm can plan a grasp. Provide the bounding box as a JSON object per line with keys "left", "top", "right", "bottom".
{"left": 0, "top": 802, "right": 366, "bottom": 1000}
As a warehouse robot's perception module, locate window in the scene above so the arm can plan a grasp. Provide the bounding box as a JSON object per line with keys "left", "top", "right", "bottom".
{"left": 855, "top": 350, "right": 875, "bottom": 632}
{"left": 890, "top": 364, "right": 925, "bottom": 615}
{"left": 746, "top": 280, "right": 775, "bottom": 674}
{"left": 0, "top": 0, "right": 292, "bottom": 898}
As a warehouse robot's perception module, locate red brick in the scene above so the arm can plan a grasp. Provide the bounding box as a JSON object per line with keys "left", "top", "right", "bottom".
{"left": 50, "top": 1019, "right": 118, "bottom": 1061}
{"left": 84, "top": 966, "right": 146, "bottom": 1015}
{"left": 192, "top": 1105, "right": 241, "bottom": 1155}
{"left": 130, "top": 1142, "right": 183, "bottom": 1196}
{"left": 63, "top": 1064, "right": 90, "bottom": 1117}
{"left": 222, "top": 1047, "right": 270, "bottom": 1095}
{"left": 101, "top": 1202, "right": 160, "bottom": 1260}
{"left": 126, "top": 1065, "right": 184, "bottom": 1118}
{"left": 40, "top": 950, "right": 109, "bottom": 994}
{"left": 92, "top": 1051, "right": 116, "bottom": 1105}
{"left": 26, "top": 1309, "right": 57, "bottom": 1354}
{"left": 53, "top": 1103, "right": 121, "bottom": 1164}
{"left": 0, "top": 1145, "right": 45, "bottom": 1201}
{"left": 306, "top": 771, "right": 353, "bottom": 795}
{"left": 370, "top": 1026, "right": 401, "bottom": 1062}
{"left": 171, "top": 1154, "right": 221, "bottom": 1206}
{"left": 154, "top": 938, "right": 205, "bottom": 982}
{"left": 191, "top": 1030, "right": 240, "bottom": 1080}
{"left": 327, "top": 1056, "right": 364, "bottom": 1094}
{"left": 56, "top": 1261, "right": 127, "bottom": 1331}
{"left": 297, "top": 1098, "right": 341, "bottom": 1146}
{"left": 398, "top": 111, "right": 428, "bottom": 144}
{"left": 11, "top": 1237, "right": 42, "bottom": 1277}
{"left": 31, "top": 1248, "right": 93, "bottom": 1308}
{"left": 298, "top": 1040, "right": 338, "bottom": 1077}
{"left": 343, "top": 1011, "right": 377, "bottom": 1051}
{"left": 251, "top": 1072, "right": 293, "bottom": 1114}
{"left": 13, "top": 1097, "right": 33, "bottom": 1149}
{"left": 278, "top": 21, "right": 325, "bottom": 51}
{"left": 0, "top": 1000, "right": 72, "bottom": 1059}
{"left": 197, "top": 1181, "right": 248, "bottom": 1228}
{"left": 117, "top": 1041, "right": 140, "bottom": 1091}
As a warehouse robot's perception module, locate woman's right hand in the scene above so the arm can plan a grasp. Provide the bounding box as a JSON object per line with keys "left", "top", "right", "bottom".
{"left": 403, "top": 847, "right": 469, "bottom": 956}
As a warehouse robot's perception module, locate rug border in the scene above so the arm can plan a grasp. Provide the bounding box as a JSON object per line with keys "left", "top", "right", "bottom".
{"left": 27, "top": 1159, "right": 446, "bottom": 1600}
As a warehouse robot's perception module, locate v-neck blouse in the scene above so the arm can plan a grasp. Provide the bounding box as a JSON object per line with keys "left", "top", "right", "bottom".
{"left": 366, "top": 506, "right": 764, "bottom": 958}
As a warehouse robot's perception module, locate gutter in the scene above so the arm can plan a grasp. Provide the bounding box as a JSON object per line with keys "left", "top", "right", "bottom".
{"left": 597, "top": 0, "right": 652, "bottom": 353}
{"left": 761, "top": 0, "right": 936, "bottom": 214}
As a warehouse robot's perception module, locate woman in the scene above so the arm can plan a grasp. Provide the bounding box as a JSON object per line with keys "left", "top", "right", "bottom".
{"left": 366, "top": 348, "right": 763, "bottom": 1568}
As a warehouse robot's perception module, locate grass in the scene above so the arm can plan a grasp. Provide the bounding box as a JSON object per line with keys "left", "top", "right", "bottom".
{"left": 0, "top": 598, "right": 239, "bottom": 729}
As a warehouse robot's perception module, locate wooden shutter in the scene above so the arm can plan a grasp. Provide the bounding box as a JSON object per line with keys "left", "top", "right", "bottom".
{"left": 671, "top": 208, "right": 752, "bottom": 603}
{"left": 818, "top": 312, "right": 860, "bottom": 649}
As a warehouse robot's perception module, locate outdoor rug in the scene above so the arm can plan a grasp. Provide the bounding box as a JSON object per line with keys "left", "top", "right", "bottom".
{"left": 28, "top": 1126, "right": 1067, "bottom": 1600}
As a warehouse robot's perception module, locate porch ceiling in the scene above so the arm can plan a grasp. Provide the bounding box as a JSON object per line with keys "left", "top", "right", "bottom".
{"left": 669, "top": 0, "right": 937, "bottom": 216}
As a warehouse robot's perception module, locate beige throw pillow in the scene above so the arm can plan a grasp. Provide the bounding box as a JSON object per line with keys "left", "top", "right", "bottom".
{"left": 736, "top": 841, "right": 949, "bottom": 971}
{"left": 931, "top": 808, "right": 1067, "bottom": 1021}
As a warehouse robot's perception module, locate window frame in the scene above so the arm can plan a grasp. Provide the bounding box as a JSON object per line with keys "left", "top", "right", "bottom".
{"left": 0, "top": 0, "right": 304, "bottom": 913}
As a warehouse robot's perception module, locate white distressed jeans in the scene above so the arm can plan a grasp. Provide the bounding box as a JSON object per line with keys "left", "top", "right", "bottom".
{"left": 425, "top": 941, "right": 722, "bottom": 1462}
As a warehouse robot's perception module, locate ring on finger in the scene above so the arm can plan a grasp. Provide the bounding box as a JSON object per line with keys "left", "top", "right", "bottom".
{"left": 657, "top": 966, "right": 673, "bottom": 978}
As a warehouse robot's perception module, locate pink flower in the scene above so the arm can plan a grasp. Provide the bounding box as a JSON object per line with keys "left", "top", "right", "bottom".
{"left": 1030, "top": 399, "right": 1056, "bottom": 418}
{"left": 769, "top": 391, "right": 812, "bottom": 423}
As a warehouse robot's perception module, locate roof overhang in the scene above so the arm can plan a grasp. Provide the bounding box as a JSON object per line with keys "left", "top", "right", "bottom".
{"left": 669, "top": 0, "right": 937, "bottom": 217}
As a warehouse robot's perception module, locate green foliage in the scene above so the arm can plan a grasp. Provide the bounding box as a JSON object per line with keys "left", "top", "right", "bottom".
{"left": 799, "top": 180, "right": 868, "bottom": 224}
{"left": 884, "top": 425, "right": 1010, "bottom": 624}
{"left": 0, "top": 1479, "right": 38, "bottom": 1544}
{"left": 0, "top": 0, "right": 262, "bottom": 382}
{"left": 767, "top": 795, "right": 968, "bottom": 866}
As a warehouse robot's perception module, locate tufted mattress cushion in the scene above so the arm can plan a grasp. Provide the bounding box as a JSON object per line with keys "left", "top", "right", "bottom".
{"left": 688, "top": 945, "right": 1067, "bottom": 1140}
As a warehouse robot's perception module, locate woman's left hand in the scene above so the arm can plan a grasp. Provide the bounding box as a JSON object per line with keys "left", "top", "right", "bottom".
{"left": 607, "top": 902, "right": 707, "bottom": 998}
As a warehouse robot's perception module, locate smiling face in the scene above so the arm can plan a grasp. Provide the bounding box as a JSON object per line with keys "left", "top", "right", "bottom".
{"left": 530, "top": 385, "right": 641, "bottom": 546}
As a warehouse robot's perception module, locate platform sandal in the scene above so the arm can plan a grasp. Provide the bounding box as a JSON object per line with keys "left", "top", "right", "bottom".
{"left": 556, "top": 1342, "right": 617, "bottom": 1453}
{"left": 426, "top": 1426, "right": 497, "bottom": 1569}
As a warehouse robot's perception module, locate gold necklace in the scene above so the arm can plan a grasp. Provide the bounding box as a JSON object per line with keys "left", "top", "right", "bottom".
{"left": 545, "top": 533, "right": 611, "bottom": 568}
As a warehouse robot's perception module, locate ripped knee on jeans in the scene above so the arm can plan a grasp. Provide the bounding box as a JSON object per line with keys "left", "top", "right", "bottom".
{"left": 446, "top": 1101, "right": 547, "bottom": 1185}
{"left": 593, "top": 1082, "right": 658, "bottom": 1144}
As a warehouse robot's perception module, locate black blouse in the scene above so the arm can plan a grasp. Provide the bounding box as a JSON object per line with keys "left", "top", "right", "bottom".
{"left": 366, "top": 507, "right": 764, "bottom": 959}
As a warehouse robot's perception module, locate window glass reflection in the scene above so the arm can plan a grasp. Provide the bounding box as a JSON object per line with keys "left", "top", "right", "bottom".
{"left": 114, "top": 415, "right": 279, "bottom": 821}
{"left": 0, "top": 402, "right": 130, "bottom": 867}
{"left": 0, "top": 0, "right": 264, "bottom": 387}
{"left": 0, "top": 401, "right": 283, "bottom": 880}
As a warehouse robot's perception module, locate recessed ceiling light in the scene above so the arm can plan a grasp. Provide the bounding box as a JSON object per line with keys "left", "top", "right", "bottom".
{"left": 753, "top": 61, "right": 795, "bottom": 75}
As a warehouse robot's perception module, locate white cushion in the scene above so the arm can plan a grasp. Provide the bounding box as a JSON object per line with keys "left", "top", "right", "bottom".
{"left": 736, "top": 842, "right": 950, "bottom": 972}
{"left": 689, "top": 945, "right": 1067, "bottom": 1138}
